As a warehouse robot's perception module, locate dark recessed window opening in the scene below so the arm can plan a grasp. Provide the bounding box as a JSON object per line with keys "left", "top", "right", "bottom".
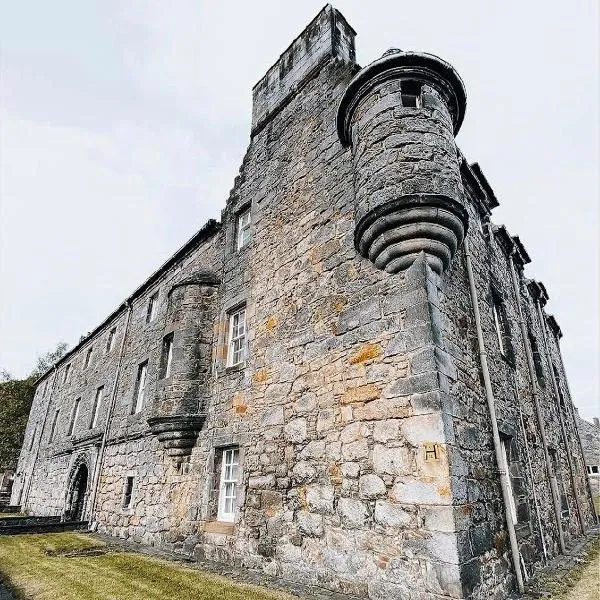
{"left": 401, "top": 80, "right": 422, "bottom": 108}
{"left": 122, "top": 476, "right": 134, "bottom": 508}
{"left": 160, "top": 333, "right": 174, "bottom": 379}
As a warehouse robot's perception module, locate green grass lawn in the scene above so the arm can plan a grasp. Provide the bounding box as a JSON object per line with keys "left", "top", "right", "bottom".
{"left": 0, "top": 532, "right": 298, "bottom": 600}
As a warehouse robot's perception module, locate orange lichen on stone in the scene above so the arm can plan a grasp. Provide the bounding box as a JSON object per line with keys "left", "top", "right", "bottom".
{"left": 328, "top": 462, "right": 343, "bottom": 485}
{"left": 235, "top": 404, "right": 248, "bottom": 415}
{"left": 265, "top": 316, "right": 278, "bottom": 331}
{"left": 341, "top": 383, "right": 381, "bottom": 405}
{"left": 253, "top": 368, "right": 269, "bottom": 384}
{"left": 437, "top": 483, "right": 451, "bottom": 497}
{"left": 298, "top": 486, "right": 307, "bottom": 508}
{"left": 349, "top": 343, "right": 381, "bottom": 365}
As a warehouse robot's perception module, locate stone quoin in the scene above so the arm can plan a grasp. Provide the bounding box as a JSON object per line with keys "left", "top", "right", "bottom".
{"left": 13, "top": 6, "right": 595, "bottom": 599}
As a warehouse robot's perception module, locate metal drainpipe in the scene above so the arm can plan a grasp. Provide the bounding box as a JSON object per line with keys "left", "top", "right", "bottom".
{"left": 507, "top": 252, "right": 566, "bottom": 553}
{"left": 555, "top": 347, "right": 598, "bottom": 524}
{"left": 464, "top": 239, "right": 524, "bottom": 594}
{"left": 22, "top": 365, "right": 59, "bottom": 510}
{"left": 87, "top": 299, "right": 133, "bottom": 526}
{"left": 533, "top": 299, "right": 588, "bottom": 533}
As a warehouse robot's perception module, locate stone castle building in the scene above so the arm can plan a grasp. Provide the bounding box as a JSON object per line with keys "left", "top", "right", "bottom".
{"left": 12, "top": 6, "right": 596, "bottom": 599}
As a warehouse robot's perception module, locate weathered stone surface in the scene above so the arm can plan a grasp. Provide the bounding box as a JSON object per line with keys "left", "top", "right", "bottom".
{"left": 13, "top": 7, "right": 593, "bottom": 600}
{"left": 358, "top": 474, "right": 387, "bottom": 500}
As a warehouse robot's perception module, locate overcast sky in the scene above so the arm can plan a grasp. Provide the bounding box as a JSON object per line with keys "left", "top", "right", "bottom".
{"left": 1, "top": 1, "right": 598, "bottom": 419}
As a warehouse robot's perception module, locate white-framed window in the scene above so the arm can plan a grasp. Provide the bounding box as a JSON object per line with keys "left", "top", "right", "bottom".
{"left": 146, "top": 292, "right": 159, "bottom": 323}
{"left": 84, "top": 346, "right": 93, "bottom": 369}
{"left": 501, "top": 438, "right": 518, "bottom": 525}
{"left": 63, "top": 363, "right": 71, "bottom": 384}
{"left": 122, "top": 476, "right": 134, "bottom": 509}
{"left": 236, "top": 209, "right": 251, "bottom": 251}
{"left": 106, "top": 328, "right": 116, "bottom": 353}
{"left": 90, "top": 386, "right": 104, "bottom": 428}
{"left": 217, "top": 447, "right": 240, "bottom": 522}
{"left": 132, "top": 361, "right": 148, "bottom": 413}
{"left": 160, "top": 333, "right": 174, "bottom": 379}
{"left": 591, "top": 466, "right": 599, "bottom": 475}
{"left": 49, "top": 409, "right": 60, "bottom": 441}
{"left": 227, "top": 308, "right": 247, "bottom": 367}
{"left": 67, "top": 398, "right": 81, "bottom": 437}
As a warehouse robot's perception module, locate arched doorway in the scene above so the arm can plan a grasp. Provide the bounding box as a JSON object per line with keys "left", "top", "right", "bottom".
{"left": 67, "top": 464, "right": 88, "bottom": 521}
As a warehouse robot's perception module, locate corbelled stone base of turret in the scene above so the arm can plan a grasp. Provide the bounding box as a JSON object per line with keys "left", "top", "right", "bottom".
{"left": 147, "top": 415, "right": 206, "bottom": 457}
{"left": 354, "top": 194, "right": 468, "bottom": 274}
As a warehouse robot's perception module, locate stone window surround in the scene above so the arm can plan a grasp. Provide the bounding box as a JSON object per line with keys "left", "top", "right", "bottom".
{"left": 159, "top": 333, "right": 174, "bottom": 380}
{"left": 234, "top": 204, "right": 252, "bottom": 253}
{"left": 216, "top": 446, "right": 240, "bottom": 523}
{"left": 83, "top": 345, "right": 94, "bottom": 369}
{"left": 90, "top": 386, "right": 104, "bottom": 429}
{"left": 49, "top": 409, "right": 60, "bottom": 442}
{"left": 132, "top": 360, "right": 149, "bottom": 414}
{"left": 67, "top": 398, "right": 81, "bottom": 437}
{"left": 202, "top": 435, "right": 246, "bottom": 533}
{"left": 146, "top": 290, "right": 159, "bottom": 324}
{"left": 105, "top": 327, "right": 117, "bottom": 354}
{"left": 221, "top": 297, "right": 248, "bottom": 373}
{"left": 489, "top": 284, "right": 514, "bottom": 365}
{"left": 62, "top": 363, "right": 71, "bottom": 385}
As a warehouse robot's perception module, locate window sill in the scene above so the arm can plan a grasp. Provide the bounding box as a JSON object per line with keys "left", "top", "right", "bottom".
{"left": 225, "top": 363, "right": 246, "bottom": 374}
{"left": 203, "top": 521, "right": 235, "bottom": 535}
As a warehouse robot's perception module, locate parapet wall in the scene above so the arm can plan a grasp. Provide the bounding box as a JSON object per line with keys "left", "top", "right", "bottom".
{"left": 251, "top": 4, "right": 355, "bottom": 136}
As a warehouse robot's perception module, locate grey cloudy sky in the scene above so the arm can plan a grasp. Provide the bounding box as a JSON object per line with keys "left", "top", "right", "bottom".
{"left": 1, "top": 1, "right": 598, "bottom": 419}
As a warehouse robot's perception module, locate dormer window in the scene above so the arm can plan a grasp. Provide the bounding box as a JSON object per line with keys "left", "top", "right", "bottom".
{"left": 236, "top": 209, "right": 251, "bottom": 251}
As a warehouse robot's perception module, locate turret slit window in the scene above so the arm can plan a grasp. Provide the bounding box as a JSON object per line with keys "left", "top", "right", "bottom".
{"left": 132, "top": 361, "right": 148, "bottom": 413}
{"left": 160, "top": 333, "right": 174, "bottom": 379}
{"left": 236, "top": 209, "right": 251, "bottom": 251}
{"left": 106, "top": 328, "right": 116, "bottom": 353}
{"left": 217, "top": 447, "right": 240, "bottom": 522}
{"left": 67, "top": 398, "right": 81, "bottom": 437}
{"left": 146, "top": 292, "right": 159, "bottom": 323}
{"left": 84, "top": 346, "right": 93, "bottom": 369}
{"left": 42, "top": 380, "right": 48, "bottom": 396}
{"left": 49, "top": 409, "right": 60, "bottom": 442}
{"left": 227, "top": 308, "right": 247, "bottom": 367}
{"left": 122, "top": 476, "right": 134, "bottom": 509}
{"left": 90, "top": 386, "right": 103, "bottom": 428}
{"left": 401, "top": 80, "right": 422, "bottom": 108}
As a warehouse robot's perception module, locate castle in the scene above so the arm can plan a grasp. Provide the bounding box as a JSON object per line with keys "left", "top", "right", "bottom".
{"left": 12, "top": 6, "right": 596, "bottom": 599}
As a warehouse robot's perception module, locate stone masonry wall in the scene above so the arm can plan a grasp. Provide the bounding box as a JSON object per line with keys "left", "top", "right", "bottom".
{"left": 13, "top": 6, "right": 593, "bottom": 600}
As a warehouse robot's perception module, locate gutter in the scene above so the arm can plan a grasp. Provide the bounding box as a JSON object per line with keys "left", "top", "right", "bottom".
{"left": 87, "top": 299, "right": 133, "bottom": 525}
{"left": 464, "top": 239, "right": 524, "bottom": 594}
{"left": 507, "top": 251, "right": 566, "bottom": 553}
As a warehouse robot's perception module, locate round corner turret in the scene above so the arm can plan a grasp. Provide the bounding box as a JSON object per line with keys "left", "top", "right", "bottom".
{"left": 336, "top": 49, "right": 468, "bottom": 275}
